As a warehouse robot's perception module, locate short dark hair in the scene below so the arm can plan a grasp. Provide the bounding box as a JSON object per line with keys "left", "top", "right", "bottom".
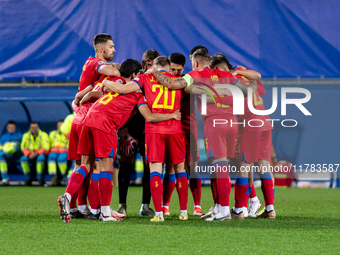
{"left": 169, "top": 53, "right": 186, "bottom": 66}
{"left": 7, "top": 120, "right": 16, "bottom": 125}
{"left": 58, "top": 119, "right": 64, "bottom": 123}
{"left": 190, "top": 45, "right": 208, "bottom": 56}
{"left": 120, "top": 59, "right": 142, "bottom": 78}
{"left": 142, "top": 50, "right": 160, "bottom": 64}
{"left": 210, "top": 53, "right": 234, "bottom": 71}
{"left": 153, "top": 56, "right": 170, "bottom": 68}
{"left": 192, "top": 48, "right": 210, "bottom": 64}
{"left": 93, "top": 33, "right": 113, "bottom": 46}
{"left": 30, "top": 121, "right": 38, "bottom": 126}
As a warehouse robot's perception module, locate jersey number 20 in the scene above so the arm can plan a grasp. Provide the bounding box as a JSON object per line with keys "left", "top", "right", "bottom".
{"left": 152, "top": 84, "right": 175, "bottom": 109}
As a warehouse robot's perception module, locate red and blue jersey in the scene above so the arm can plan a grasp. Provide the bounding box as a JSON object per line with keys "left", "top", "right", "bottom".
{"left": 78, "top": 56, "right": 106, "bottom": 92}
{"left": 132, "top": 71, "right": 182, "bottom": 134}
{"left": 183, "top": 67, "right": 238, "bottom": 119}
{"left": 83, "top": 77, "right": 145, "bottom": 134}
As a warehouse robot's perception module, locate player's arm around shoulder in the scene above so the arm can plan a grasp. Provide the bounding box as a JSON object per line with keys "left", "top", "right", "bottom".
{"left": 232, "top": 67, "right": 261, "bottom": 80}
{"left": 146, "top": 67, "right": 188, "bottom": 90}
{"left": 102, "top": 79, "right": 140, "bottom": 94}
{"left": 79, "top": 91, "right": 103, "bottom": 107}
{"left": 235, "top": 79, "right": 258, "bottom": 96}
{"left": 98, "top": 65, "right": 121, "bottom": 77}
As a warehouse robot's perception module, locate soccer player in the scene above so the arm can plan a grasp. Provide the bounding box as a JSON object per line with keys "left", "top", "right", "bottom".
{"left": 20, "top": 122, "right": 50, "bottom": 186}
{"left": 162, "top": 52, "right": 202, "bottom": 216}
{"left": 58, "top": 59, "right": 181, "bottom": 222}
{"left": 47, "top": 120, "right": 69, "bottom": 186}
{"left": 117, "top": 49, "right": 160, "bottom": 217}
{"left": 67, "top": 33, "right": 120, "bottom": 217}
{"left": 208, "top": 54, "right": 263, "bottom": 218}
{"left": 78, "top": 33, "right": 120, "bottom": 92}
{"left": 102, "top": 56, "right": 189, "bottom": 222}
{"left": 145, "top": 49, "right": 257, "bottom": 221}
{"left": 0, "top": 120, "right": 22, "bottom": 185}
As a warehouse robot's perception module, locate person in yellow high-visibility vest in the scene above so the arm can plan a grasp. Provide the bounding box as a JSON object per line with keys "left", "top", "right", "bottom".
{"left": 60, "top": 113, "right": 75, "bottom": 184}
{"left": 20, "top": 122, "right": 49, "bottom": 186}
{"left": 48, "top": 120, "right": 69, "bottom": 186}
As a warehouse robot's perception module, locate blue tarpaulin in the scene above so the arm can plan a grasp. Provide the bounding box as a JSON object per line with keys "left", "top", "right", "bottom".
{"left": 1, "top": 0, "right": 340, "bottom": 81}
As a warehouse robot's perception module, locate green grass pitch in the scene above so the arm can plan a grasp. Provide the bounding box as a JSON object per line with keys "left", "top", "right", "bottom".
{"left": 0, "top": 186, "right": 339, "bottom": 254}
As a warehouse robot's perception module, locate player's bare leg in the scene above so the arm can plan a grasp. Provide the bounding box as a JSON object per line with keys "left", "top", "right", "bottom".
{"left": 256, "top": 159, "right": 275, "bottom": 219}
{"left": 174, "top": 162, "right": 188, "bottom": 220}
{"left": 205, "top": 157, "right": 231, "bottom": 221}
{"left": 149, "top": 162, "right": 164, "bottom": 222}
{"left": 162, "top": 163, "right": 176, "bottom": 215}
{"left": 98, "top": 157, "right": 122, "bottom": 222}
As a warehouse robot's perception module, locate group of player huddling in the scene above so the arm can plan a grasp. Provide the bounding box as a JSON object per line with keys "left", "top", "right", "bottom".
{"left": 58, "top": 33, "right": 275, "bottom": 222}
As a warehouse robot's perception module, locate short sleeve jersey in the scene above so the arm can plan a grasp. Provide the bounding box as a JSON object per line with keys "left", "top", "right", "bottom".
{"left": 132, "top": 71, "right": 182, "bottom": 134}
{"left": 83, "top": 77, "right": 145, "bottom": 134}
{"left": 79, "top": 56, "right": 106, "bottom": 92}
{"left": 182, "top": 67, "right": 238, "bottom": 119}
{"left": 236, "top": 74, "right": 272, "bottom": 133}
{"left": 72, "top": 82, "right": 102, "bottom": 125}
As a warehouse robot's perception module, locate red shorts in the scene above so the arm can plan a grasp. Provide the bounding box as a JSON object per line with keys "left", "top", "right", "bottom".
{"left": 78, "top": 125, "right": 117, "bottom": 158}
{"left": 145, "top": 133, "right": 185, "bottom": 165}
{"left": 204, "top": 115, "right": 238, "bottom": 159}
{"left": 182, "top": 127, "right": 199, "bottom": 162}
{"left": 235, "top": 130, "right": 272, "bottom": 163}
{"left": 68, "top": 123, "right": 82, "bottom": 160}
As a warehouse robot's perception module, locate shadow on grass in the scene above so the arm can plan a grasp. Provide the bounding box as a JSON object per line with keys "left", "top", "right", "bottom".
{"left": 1, "top": 212, "right": 339, "bottom": 231}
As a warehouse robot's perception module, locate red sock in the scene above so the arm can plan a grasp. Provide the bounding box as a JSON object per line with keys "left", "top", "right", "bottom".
{"left": 190, "top": 178, "right": 201, "bottom": 206}
{"left": 150, "top": 173, "right": 163, "bottom": 212}
{"left": 261, "top": 174, "right": 274, "bottom": 206}
{"left": 214, "top": 161, "right": 231, "bottom": 207}
{"left": 210, "top": 178, "right": 219, "bottom": 204}
{"left": 176, "top": 173, "right": 188, "bottom": 210}
{"left": 163, "top": 174, "right": 176, "bottom": 207}
{"left": 70, "top": 190, "right": 78, "bottom": 209}
{"left": 99, "top": 172, "right": 113, "bottom": 207}
{"left": 65, "top": 166, "right": 88, "bottom": 196}
{"left": 88, "top": 173, "right": 100, "bottom": 210}
{"left": 77, "top": 173, "right": 90, "bottom": 206}
{"left": 244, "top": 186, "right": 251, "bottom": 208}
{"left": 234, "top": 177, "right": 249, "bottom": 208}
{"left": 250, "top": 183, "right": 257, "bottom": 198}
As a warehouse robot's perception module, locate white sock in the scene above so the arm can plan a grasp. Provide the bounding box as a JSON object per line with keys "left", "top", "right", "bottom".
{"left": 162, "top": 205, "right": 169, "bottom": 209}
{"left": 266, "top": 205, "right": 274, "bottom": 211}
{"left": 70, "top": 208, "right": 77, "bottom": 213}
{"left": 194, "top": 205, "right": 201, "bottom": 209}
{"left": 234, "top": 207, "right": 243, "bottom": 214}
{"left": 180, "top": 210, "right": 187, "bottom": 214}
{"left": 155, "top": 211, "right": 163, "bottom": 217}
{"left": 64, "top": 193, "right": 71, "bottom": 202}
{"left": 220, "top": 206, "right": 230, "bottom": 216}
{"left": 213, "top": 204, "right": 220, "bottom": 214}
{"left": 242, "top": 207, "right": 247, "bottom": 212}
{"left": 250, "top": 196, "right": 259, "bottom": 202}
{"left": 91, "top": 208, "right": 100, "bottom": 215}
{"left": 141, "top": 204, "right": 149, "bottom": 210}
{"left": 101, "top": 206, "right": 110, "bottom": 216}
{"left": 78, "top": 205, "right": 89, "bottom": 213}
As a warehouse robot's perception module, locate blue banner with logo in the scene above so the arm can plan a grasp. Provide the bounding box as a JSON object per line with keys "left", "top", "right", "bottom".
{"left": 1, "top": 0, "right": 340, "bottom": 81}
